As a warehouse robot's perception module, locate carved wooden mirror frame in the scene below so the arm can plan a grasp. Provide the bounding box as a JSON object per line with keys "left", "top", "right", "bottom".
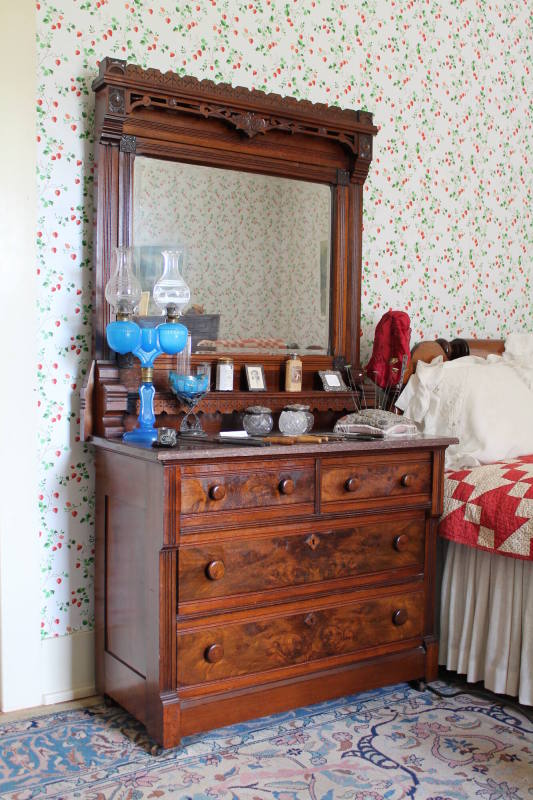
{"left": 87, "top": 57, "right": 377, "bottom": 437}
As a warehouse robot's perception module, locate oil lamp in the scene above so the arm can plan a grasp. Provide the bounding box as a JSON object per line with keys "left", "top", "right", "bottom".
{"left": 105, "top": 246, "right": 189, "bottom": 445}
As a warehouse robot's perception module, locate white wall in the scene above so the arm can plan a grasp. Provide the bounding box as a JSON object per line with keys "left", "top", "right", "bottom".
{"left": 0, "top": 0, "right": 42, "bottom": 710}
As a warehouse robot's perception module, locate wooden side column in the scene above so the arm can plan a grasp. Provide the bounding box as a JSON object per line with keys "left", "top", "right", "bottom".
{"left": 423, "top": 446, "right": 446, "bottom": 681}
{"left": 94, "top": 361, "right": 128, "bottom": 439}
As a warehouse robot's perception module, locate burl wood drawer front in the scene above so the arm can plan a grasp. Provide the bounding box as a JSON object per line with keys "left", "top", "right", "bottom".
{"left": 320, "top": 455, "right": 431, "bottom": 512}
{"left": 180, "top": 459, "right": 315, "bottom": 523}
{"left": 177, "top": 590, "right": 424, "bottom": 686}
{"left": 178, "top": 515, "right": 426, "bottom": 604}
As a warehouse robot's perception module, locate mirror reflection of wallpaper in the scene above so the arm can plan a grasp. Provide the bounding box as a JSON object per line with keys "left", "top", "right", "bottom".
{"left": 132, "top": 157, "right": 331, "bottom": 350}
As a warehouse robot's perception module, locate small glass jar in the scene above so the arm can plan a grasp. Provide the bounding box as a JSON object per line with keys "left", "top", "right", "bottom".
{"left": 242, "top": 406, "right": 274, "bottom": 436}
{"left": 278, "top": 404, "right": 314, "bottom": 435}
{"left": 196, "top": 361, "right": 212, "bottom": 388}
{"left": 216, "top": 357, "right": 234, "bottom": 391}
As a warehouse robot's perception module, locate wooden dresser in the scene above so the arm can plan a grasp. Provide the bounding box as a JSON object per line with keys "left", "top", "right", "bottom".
{"left": 86, "top": 60, "right": 455, "bottom": 748}
{"left": 94, "top": 435, "right": 452, "bottom": 748}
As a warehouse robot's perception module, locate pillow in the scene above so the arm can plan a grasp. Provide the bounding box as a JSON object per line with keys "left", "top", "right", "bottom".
{"left": 505, "top": 332, "right": 533, "bottom": 359}
{"left": 503, "top": 332, "right": 533, "bottom": 392}
{"left": 396, "top": 354, "right": 533, "bottom": 469}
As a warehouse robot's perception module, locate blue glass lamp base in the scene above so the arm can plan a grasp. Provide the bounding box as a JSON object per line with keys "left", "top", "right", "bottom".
{"left": 123, "top": 380, "right": 157, "bottom": 445}
{"left": 123, "top": 427, "right": 158, "bottom": 445}
{"left": 123, "top": 427, "right": 159, "bottom": 445}
{"left": 106, "top": 319, "right": 188, "bottom": 446}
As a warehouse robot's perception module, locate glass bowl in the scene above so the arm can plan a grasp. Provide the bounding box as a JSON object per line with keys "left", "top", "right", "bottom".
{"left": 242, "top": 406, "right": 273, "bottom": 436}
{"left": 278, "top": 404, "right": 314, "bottom": 435}
{"left": 169, "top": 371, "right": 209, "bottom": 401}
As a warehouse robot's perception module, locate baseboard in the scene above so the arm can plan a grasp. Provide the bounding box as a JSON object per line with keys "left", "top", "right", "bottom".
{"left": 41, "top": 630, "right": 95, "bottom": 705}
{"left": 41, "top": 684, "right": 97, "bottom": 706}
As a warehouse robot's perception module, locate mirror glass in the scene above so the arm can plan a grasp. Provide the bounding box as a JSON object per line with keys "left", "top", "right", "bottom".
{"left": 132, "top": 156, "right": 332, "bottom": 354}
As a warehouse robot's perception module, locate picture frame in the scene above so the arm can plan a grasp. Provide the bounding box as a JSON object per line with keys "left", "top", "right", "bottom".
{"left": 318, "top": 369, "right": 348, "bottom": 392}
{"left": 245, "top": 364, "right": 267, "bottom": 391}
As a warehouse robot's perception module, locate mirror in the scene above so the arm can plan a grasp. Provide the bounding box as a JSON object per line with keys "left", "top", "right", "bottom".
{"left": 132, "top": 156, "right": 332, "bottom": 355}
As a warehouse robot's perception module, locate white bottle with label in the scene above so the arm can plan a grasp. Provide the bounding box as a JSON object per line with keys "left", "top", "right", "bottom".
{"left": 216, "top": 357, "right": 234, "bottom": 391}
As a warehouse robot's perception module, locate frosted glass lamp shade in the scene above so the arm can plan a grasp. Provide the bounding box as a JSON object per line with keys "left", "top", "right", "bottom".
{"left": 153, "top": 249, "right": 190, "bottom": 318}
{"left": 105, "top": 246, "right": 142, "bottom": 317}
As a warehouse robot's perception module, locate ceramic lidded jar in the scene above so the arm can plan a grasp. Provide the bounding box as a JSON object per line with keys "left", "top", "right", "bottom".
{"left": 278, "top": 404, "right": 314, "bottom": 435}
{"left": 242, "top": 406, "right": 274, "bottom": 436}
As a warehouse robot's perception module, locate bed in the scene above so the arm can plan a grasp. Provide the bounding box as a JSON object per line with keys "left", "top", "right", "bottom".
{"left": 397, "top": 334, "right": 533, "bottom": 706}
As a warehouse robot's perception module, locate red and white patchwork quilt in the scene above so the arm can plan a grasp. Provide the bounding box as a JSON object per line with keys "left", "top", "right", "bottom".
{"left": 439, "top": 455, "right": 533, "bottom": 561}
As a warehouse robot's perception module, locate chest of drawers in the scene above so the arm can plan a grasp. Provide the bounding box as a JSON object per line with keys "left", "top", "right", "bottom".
{"left": 94, "top": 435, "right": 451, "bottom": 748}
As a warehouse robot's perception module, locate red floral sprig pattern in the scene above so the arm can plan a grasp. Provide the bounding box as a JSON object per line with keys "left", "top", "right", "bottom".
{"left": 37, "top": 0, "right": 533, "bottom": 637}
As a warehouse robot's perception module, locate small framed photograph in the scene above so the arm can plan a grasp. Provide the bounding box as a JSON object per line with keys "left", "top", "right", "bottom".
{"left": 245, "top": 364, "right": 267, "bottom": 391}
{"left": 319, "top": 369, "right": 348, "bottom": 392}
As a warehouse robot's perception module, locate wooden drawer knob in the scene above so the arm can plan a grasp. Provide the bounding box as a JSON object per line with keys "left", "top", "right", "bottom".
{"left": 304, "top": 612, "right": 318, "bottom": 627}
{"left": 392, "top": 608, "right": 408, "bottom": 626}
{"left": 400, "top": 473, "right": 413, "bottom": 488}
{"left": 205, "top": 643, "right": 224, "bottom": 663}
{"left": 393, "top": 534, "right": 409, "bottom": 552}
{"left": 209, "top": 484, "right": 226, "bottom": 501}
{"left": 205, "top": 560, "right": 225, "bottom": 581}
{"left": 279, "top": 478, "right": 295, "bottom": 495}
{"left": 344, "top": 477, "right": 358, "bottom": 493}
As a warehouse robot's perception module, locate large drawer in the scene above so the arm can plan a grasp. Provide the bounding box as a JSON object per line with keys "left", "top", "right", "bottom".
{"left": 178, "top": 514, "right": 426, "bottom": 606}
{"left": 180, "top": 458, "right": 315, "bottom": 526}
{"left": 177, "top": 588, "right": 424, "bottom": 686}
{"left": 320, "top": 454, "right": 432, "bottom": 512}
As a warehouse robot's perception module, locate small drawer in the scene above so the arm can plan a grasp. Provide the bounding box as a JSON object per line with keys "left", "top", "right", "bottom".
{"left": 178, "top": 515, "right": 426, "bottom": 605}
{"left": 320, "top": 455, "right": 431, "bottom": 512}
{"left": 180, "top": 459, "right": 315, "bottom": 525}
{"left": 177, "top": 589, "right": 424, "bottom": 686}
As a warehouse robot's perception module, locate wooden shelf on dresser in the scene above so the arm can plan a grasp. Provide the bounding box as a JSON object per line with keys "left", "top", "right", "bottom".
{"left": 93, "top": 433, "right": 455, "bottom": 748}
{"left": 145, "top": 390, "right": 373, "bottom": 416}
{"left": 81, "top": 360, "right": 377, "bottom": 439}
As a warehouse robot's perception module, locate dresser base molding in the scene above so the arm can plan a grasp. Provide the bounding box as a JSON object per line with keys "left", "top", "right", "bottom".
{"left": 103, "top": 646, "right": 427, "bottom": 748}
{"left": 178, "top": 647, "right": 427, "bottom": 742}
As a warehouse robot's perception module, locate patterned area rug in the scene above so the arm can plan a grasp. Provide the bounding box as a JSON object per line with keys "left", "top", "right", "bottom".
{"left": 1, "top": 682, "right": 532, "bottom": 799}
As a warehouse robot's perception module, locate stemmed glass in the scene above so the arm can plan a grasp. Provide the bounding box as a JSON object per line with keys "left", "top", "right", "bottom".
{"left": 169, "top": 335, "right": 210, "bottom": 434}
{"left": 169, "top": 371, "right": 210, "bottom": 433}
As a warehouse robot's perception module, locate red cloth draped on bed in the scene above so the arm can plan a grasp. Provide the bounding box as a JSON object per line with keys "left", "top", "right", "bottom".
{"left": 439, "top": 455, "right": 533, "bottom": 561}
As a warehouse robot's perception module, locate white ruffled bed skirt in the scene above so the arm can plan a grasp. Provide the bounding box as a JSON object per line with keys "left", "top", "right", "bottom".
{"left": 439, "top": 540, "right": 533, "bottom": 705}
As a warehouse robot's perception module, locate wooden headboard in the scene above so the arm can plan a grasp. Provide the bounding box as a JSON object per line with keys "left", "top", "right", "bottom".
{"left": 404, "top": 337, "right": 505, "bottom": 383}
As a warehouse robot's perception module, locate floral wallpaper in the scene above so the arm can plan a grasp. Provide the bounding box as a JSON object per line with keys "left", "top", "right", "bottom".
{"left": 36, "top": 0, "right": 533, "bottom": 638}
{"left": 133, "top": 157, "right": 331, "bottom": 348}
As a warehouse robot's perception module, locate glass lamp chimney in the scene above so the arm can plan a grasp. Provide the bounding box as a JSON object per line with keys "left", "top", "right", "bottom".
{"left": 153, "top": 248, "right": 191, "bottom": 322}
{"left": 104, "top": 246, "right": 142, "bottom": 319}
